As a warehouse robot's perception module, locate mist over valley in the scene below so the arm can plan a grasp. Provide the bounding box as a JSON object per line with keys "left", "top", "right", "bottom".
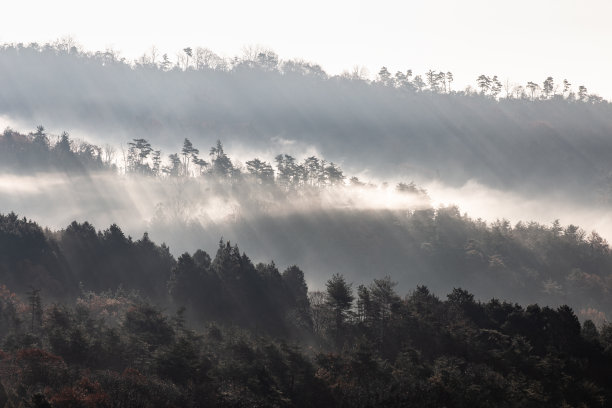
{"left": 2, "top": 37, "right": 612, "bottom": 406}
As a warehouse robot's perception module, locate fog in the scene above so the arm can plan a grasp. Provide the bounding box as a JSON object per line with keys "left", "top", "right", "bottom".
{"left": 3, "top": 170, "right": 611, "bottom": 297}
{"left": 429, "top": 180, "right": 612, "bottom": 240}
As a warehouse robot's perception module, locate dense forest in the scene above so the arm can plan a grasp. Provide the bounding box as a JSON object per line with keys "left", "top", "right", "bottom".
{"left": 3, "top": 213, "right": 612, "bottom": 406}
{"left": 1, "top": 41, "right": 612, "bottom": 203}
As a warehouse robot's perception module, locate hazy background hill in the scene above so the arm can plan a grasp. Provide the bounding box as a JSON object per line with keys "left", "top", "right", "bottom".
{"left": 1, "top": 43, "right": 612, "bottom": 203}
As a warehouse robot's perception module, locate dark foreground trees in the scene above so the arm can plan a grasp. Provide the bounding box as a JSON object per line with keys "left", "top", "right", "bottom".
{"left": 2, "top": 276, "right": 612, "bottom": 406}
{"left": 3, "top": 213, "right": 612, "bottom": 404}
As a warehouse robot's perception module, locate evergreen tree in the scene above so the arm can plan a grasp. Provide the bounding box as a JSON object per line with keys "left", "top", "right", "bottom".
{"left": 326, "top": 274, "right": 354, "bottom": 348}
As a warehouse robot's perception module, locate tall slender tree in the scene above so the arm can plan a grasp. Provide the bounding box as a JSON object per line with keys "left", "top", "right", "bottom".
{"left": 326, "top": 274, "right": 354, "bottom": 348}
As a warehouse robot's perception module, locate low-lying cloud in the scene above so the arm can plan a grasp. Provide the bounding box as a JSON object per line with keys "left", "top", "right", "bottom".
{"left": 2, "top": 171, "right": 611, "bottom": 294}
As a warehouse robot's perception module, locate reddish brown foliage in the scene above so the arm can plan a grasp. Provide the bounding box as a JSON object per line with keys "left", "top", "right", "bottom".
{"left": 16, "top": 348, "right": 63, "bottom": 364}
{"left": 50, "top": 377, "right": 109, "bottom": 408}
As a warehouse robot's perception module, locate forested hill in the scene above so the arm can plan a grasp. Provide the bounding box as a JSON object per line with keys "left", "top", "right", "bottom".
{"left": 2, "top": 211, "right": 612, "bottom": 328}
{"left": 2, "top": 128, "right": 612, "bottom": 325}
{"left": 1, "top": 43, "right": 612, "bottom": 201}
{"left": 3, "top": 213, "right": 612, "bottom": 406}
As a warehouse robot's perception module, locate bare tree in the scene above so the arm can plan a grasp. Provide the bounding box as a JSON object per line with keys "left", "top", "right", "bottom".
{"left": 350, "top": 65, "right": 369, "bottom": 80}
{"left": 149, "top": 45, "right": 158, "bottom": 65}
{"left": 195, "top": 47, "right": 225, "bottom": 70}
{"left": 309, "top": 291, "right": 331, "bottom": 335}
{"left": 503, "top": 79, "right": 513, "bottom": 99}
{"left": 183, "top": 47, "right": 193, "bottom": 70}
{"left": 446, "top": 71, "right": 454, "bottom": 93}
{"left": 53, "top": 35, "right": 80, "bottom": 53}
{"left": 526, "top": 81, "right": 540, "bottom": 100}
{"left": 513, "top": 85, "right": 526, "bottom": 99}
{"left": 102, "top": 144, "right": 116, "bottom": 165}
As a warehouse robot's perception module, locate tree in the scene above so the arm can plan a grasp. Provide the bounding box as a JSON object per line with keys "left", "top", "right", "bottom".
{"left": 149, "top": 45, "right": 158, "bottom": 65}
{"left": 588, "top": 94, "right": 604, "bottom": 104}
{"left": 377, "top": 67, "right": 392, "bottom": 87}
{"left": 526, "top": 81, "right": 540, "bottom": 100}
{"left": 27, "top": 287, "right": 43, "bottom": 331}
{"left": 368, "top": 277, "right": 401, "bottom": 345}
{"left": 181, "top": 138, "right": 199, "bottom": 176}
{"left": 209, "top": 140, "right": 233, "bottom": 179}
{"left": 542, "top": 76, "right": 554, "bottom": 99}
{"left": 275, "top": 154, "right": 299, "bottom": 188}
{"left": 55, "top": 131, "right": 72, "bottom": 154}
{"left": 103, "top": 144, "right": 116, "bottom": 166}
{"left": 490, "top": 76, "right": 502, "bottom": 98}
{"left": 193, "top": 157, "right": 209, "bottom": 176}
{"left": 183, "top": 47, "right": 193, "bottom": 69}
{"left": 357, "top": 285, "right": 373, "bottom": 325}
{"left": 32, "top": 125, "right": 49, "bottom": 151}
{"left": 123, "top": 304, "right": 174, "bottom": 349}
{"left": 160, "top": 53, "right": 171, "bottom": 71}
{"left": 195, "top": 47, "right": 226, "bottom": 70}
{"left": 282, "top": 266, "right": 309, "bottom": 305}
{"left": 255, "top": 49, "right": 279, "bottom": 71}
{"left": 326, "top": 274, "right": 354, "bottom": 348}
{"left": 413, "top": 75, "right": 426, "bottom": 92}
{"left": 426, "top": 70, "right": 441, "bottom": 92}
{"left": 394, "top": 71, "right": 406, "bottom": 88}
{"left": 127, "top": 138, "right": 153, "bottom": 174}
{"left": 503, "top": 79, "right": 513, "bottom": 99}
{"left": 510, "top": 85, "right": 523, "bottom": 99}
{"left": 282, "top": 266, "right": 313, "bottom": 331}
{"left": 396, "top": 182, "right": 421, "bottom": 194}
{"left": 578, "top": 85, "right": 588, "bottom": 102}
{"left": 151, "top": 150, "right": 162, "bottom": 176}
{"left": 437, "top": 71, "right": 446, "bottom": 93}
{"left": 350, "top": 177, "right": 366, "bottom": 187}
{"left": 393, "top": 69, "right": 415, "bottom": 91}
{"left": 163, "top": 153, "right": 181, "bottom": 177}
{"left": 562, "top": 79, "right": 571, "bottom": 98}
{"left": 303, "top": 156, "right": 321, "bottom": 186}
{"left": 324, "top": 162, "right": 344, "bottom": 186}
{"left": 446, "top": 72, "right": 454, "bottom": 93}
{"left": 582, "top": 319, "right": 598, "bottom": 341}
{"left": 246, "top": 158, "right": 274, "bottom": 185}
{"left": 477, "top": 75, "right": 491, "bottom": 95}
{"left": 169, "top": 253, "right": 201, "bottom": 306}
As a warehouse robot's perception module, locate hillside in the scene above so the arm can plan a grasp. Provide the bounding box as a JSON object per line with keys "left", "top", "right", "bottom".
{"left": 1, "top": 43, "right": 612, "bottom": 202}
{"left": 1, "top": 214, "right": 612, "bottom": 406}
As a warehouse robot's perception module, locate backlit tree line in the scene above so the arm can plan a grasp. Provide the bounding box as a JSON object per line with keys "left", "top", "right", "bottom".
{"left": 124, "top": 137, "right": 349, "bottom": 188}
{"left": 1, "top": 40, "right": 606, "bottom": 104}
{"left": 1, "top": 126, "right": 430, "bottom": 195}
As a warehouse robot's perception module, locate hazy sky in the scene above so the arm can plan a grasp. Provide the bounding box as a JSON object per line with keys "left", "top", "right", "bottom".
{"left": 2, "top": 0, "right": 612, "bottom": 98}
